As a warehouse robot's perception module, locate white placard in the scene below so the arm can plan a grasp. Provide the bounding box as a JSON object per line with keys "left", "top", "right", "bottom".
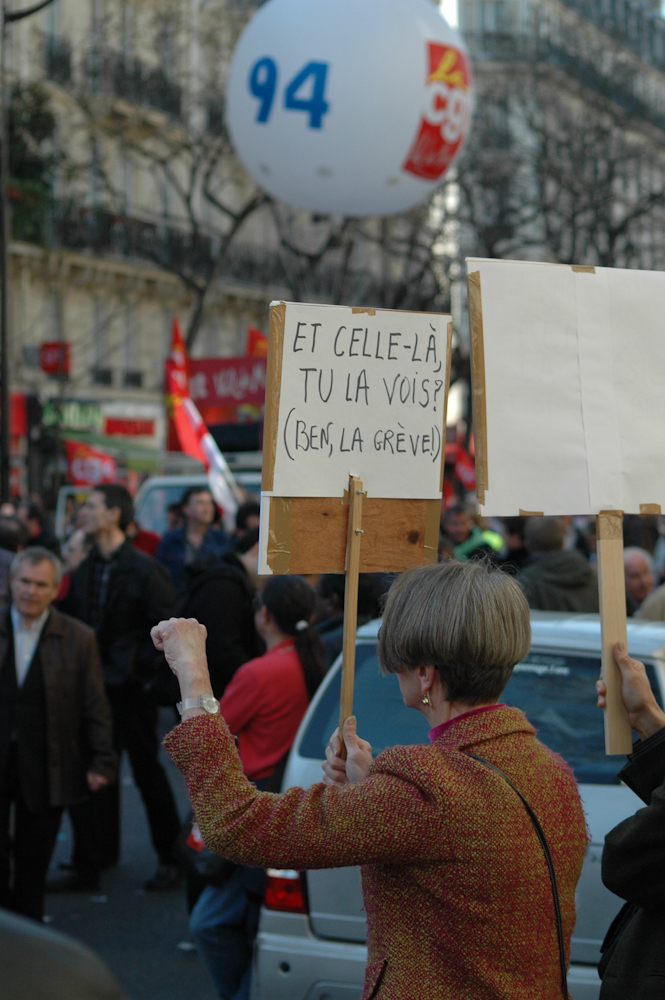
{"left": 467, "top": 258, "right": 665, "bottom": 516}
{"left": 266, "top": 302, "right": 451, "bottom": 499}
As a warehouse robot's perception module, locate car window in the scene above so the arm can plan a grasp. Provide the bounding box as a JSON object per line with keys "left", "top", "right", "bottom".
{"left": 298, "top": 643, "right": 663, "bottom": 786}
{"left": 503, "top": 651, "right": 662, "bottom": 785}
{"left": 298, "top": 644, "right": 429, "bottom": 760}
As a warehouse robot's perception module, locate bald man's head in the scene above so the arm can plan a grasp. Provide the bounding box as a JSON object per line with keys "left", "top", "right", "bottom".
{"left": 624, "top": 547, "right": 655, "bottom": 607}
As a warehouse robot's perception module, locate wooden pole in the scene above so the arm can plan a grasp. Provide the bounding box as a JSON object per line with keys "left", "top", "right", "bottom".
{"left": 596, "top": 510, "right": 632, "bottom": 755}
{"left": 338, "top": 475, "right": 364, "bottom": 759}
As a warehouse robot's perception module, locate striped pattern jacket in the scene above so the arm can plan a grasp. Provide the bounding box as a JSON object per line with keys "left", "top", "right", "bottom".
{"left": 165, "top": 705, "right": 587, "bottom": 999}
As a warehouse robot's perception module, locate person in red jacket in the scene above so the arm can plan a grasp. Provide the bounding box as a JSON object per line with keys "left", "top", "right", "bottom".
{"left": 156, "top": 561, "right": 587, "bottom": 1000}
{"left": 188, "top": 575, "right": 326, "bottom": 999}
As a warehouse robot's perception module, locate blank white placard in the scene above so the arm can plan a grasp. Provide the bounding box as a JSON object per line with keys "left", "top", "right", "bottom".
{"left": 467, "top": 258, "right": 665, "bottom": 516}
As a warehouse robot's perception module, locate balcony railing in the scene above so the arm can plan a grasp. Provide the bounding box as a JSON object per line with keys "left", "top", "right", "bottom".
{"left": 463, "top": 31, "right": 665, "bottom": 134}
{"left": 82, "top": 48, "right": 182, "bottom": 119}
{"left": 558, "top": 0, "right": 665, "bottom": 75}
{"left": 463, "top": 0, "right": 665, "bottom": 78}
{"left": 11, "top": 199, "right": 435, "bottom": 308}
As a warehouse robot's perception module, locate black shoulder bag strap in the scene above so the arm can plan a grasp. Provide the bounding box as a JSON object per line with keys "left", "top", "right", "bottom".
{"left": 467, "top": 753, "right": 568, "bottom": 1000}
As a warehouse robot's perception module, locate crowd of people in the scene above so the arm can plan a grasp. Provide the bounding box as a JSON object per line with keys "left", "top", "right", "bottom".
{"left": 0, "top": 486, "right": 665, "bottom": 999}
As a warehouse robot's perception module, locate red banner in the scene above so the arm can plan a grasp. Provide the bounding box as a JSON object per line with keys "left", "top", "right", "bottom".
{"left": 65, "top": 440, "right": 117, "bottom": 487}
{"left": 188, "top": 357, "right": 267, "bottom": 409}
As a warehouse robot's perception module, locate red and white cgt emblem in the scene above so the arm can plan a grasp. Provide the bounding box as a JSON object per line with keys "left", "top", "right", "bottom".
{"left": 403, "top": 43, "right": 472, "bottom": 182}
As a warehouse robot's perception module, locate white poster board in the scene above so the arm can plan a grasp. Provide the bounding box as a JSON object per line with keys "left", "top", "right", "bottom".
{"left": 264, "top": 301, "right": 451, "bottom": 500}
{"left": 466, "top": 258, "right": 665, "bottom": 516}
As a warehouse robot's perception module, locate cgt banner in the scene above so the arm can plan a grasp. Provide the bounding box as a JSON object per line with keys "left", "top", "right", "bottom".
{"left": 65, "top": 440, "right": 117, "bottom": 487}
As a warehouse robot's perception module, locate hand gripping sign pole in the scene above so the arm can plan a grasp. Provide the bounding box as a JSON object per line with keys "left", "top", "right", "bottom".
{"left": 259, "top": 301, "right": 452, "bottom": 745}
{"left": 465, "top": 258, "right": 665, "bottom": 754}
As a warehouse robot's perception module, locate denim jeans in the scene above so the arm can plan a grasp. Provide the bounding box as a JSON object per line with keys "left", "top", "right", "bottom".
{"left": 189, "top": 866, "right": 265, "bottom": 1000}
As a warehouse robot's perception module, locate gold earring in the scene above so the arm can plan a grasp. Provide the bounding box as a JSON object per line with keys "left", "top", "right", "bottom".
{"left": 421, "top": 692, "right": 432, "bottom": 707}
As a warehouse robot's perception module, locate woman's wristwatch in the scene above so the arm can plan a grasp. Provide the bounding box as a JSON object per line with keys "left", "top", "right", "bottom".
{"left": 177, "top": 694, "right": 220, "bottom": 716}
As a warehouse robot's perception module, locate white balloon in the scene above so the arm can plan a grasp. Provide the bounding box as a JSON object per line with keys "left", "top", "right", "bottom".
{"left": 226, "top": 0, "right": 473, "bottom": 216}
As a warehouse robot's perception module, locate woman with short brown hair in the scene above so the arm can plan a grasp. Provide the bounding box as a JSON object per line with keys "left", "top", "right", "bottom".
{"left": 155, "top": 561, "right": 586, "bottom": 1000}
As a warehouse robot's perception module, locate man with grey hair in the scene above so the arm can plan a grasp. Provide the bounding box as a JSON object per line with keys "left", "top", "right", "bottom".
{"left": 517, "top": 516, "right": 599, "bottom": 613}
{"left": 624, "top": 547, "right": 655, "bottom": 616}
{"left": 0, "top": 547, "right": 116, "bottom": 921}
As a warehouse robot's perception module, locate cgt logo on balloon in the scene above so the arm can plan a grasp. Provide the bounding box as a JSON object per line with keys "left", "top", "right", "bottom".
{"left": 403, "top": 44, "right": 472, "bottom": 182}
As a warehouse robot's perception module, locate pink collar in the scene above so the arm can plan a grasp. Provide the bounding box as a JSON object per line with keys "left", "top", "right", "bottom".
{"left": 428, "top": 704, "right": 505, "bottom": 743}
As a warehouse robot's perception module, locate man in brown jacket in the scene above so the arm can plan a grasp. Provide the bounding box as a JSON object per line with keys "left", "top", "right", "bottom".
{"left": 0, "top": 547, "right": 116, "bottom": 921}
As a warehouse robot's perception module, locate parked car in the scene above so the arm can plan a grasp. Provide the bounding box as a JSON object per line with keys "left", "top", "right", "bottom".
{"left": 251, "top": 611, "right": 665, "bottom": 1000}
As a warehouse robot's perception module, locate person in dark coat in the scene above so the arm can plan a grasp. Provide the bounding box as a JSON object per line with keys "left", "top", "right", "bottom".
{"left": 595, "top": 642, "right": 665, "bottom": 999}
{"left": 498, "top": 516, "right": 530, "bottom": 575}
{"left": 174, "top": 528, "right": 263, "bottom": 698}
{"left": 58, "top": 485, "right": 180, "bottom": 892}
{"left": 234, "top": 500, "right": 261, "bottom": 538}
{"left": 156, "top": 486, "right": 229, "bottom": 592}
{"left": 0, "top": 548, "right": 116, "bottom": 921}
{"left": 16, "top": 503, "right": 60, "bottom": 557}
{"left": 517, "top": 516, "right": 599, "bottom": 613}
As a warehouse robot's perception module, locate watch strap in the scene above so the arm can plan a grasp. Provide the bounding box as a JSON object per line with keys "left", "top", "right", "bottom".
{"left": 177, "top": 695, "right": 220, "bottom": 716}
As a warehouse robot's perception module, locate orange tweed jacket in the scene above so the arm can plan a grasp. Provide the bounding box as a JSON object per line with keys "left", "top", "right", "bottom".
{"left": 164, "top": 705, "right": 587, "bottom": 1000}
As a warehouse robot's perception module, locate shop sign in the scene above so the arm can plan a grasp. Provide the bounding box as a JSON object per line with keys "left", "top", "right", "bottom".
{"left": 105, "top": 417, "right": 156, "bottom": 436}
{"left": 42, "top": 400, "right": 104, "bottom": 433}
{"left": 39, "top": 342, "right": 70, "bottom": 376}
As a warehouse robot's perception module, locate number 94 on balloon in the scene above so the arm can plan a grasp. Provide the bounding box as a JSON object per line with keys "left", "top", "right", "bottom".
{"left": 250, "top": 58, "right": 330, "bottom": 129}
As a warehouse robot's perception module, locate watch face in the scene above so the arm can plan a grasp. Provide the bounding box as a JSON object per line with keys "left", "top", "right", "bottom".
{"left": 201, "top": 694, "right": 220, "bottom": 714}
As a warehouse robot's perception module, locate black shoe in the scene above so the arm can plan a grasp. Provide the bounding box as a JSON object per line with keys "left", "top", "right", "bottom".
{"left": 46, "top": 871, "right": 101, "bottom": 894}
{"left": 144, "top": 863, "right": 182, "bottom": 891}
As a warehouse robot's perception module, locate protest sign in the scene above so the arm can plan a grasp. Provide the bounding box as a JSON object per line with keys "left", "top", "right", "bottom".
{"left": 260, "top": 300, "right": 452, "bottom": 740}
{"left": 466, "top": 257, "right": 665, "bottom": 753}
{"left": 260, "top": 301, "right": 451, "bottom": 575}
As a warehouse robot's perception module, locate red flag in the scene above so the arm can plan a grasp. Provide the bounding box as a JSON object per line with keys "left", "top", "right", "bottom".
{"left": 65, "top": 440, "right": 117, "bottom": 487}
{"left": 247, "top": 326, "right": 268, "bottom": 358}
{"left": 454, "top": 446, "right": 476, "bottom": 491}
{"left": 164, "top": 317, "right": 241, "bottom": 527}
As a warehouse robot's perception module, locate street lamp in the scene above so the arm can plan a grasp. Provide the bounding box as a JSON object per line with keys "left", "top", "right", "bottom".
{"left": 0, "top": 0, "right": 58, "bottom": 502}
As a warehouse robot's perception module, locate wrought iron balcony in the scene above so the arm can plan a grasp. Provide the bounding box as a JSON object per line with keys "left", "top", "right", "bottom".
{"left": 11, "top": 199, "right": 438, "bottom": 310}
{"left": 463, "top": 31, "right": 665, "bottom": 134}
{"left": 82, "top": 48, "right": 182, "bottom": 119}
{"left": 557, "top": 0, "right": 665, "bottom": 74}
{"left": 462, "top": 0, "right": 665, "bottom": 77}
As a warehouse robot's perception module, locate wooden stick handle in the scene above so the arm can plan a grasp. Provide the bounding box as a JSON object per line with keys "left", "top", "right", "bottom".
{"left": 338, "top": 475, "right": 364, "bottom": 760}
{"left": 596, "top": 511, "right": 632, "bottom": 755}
